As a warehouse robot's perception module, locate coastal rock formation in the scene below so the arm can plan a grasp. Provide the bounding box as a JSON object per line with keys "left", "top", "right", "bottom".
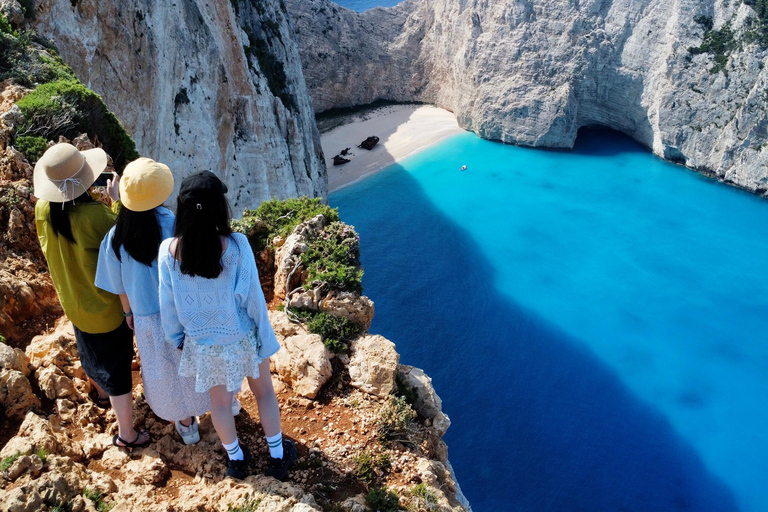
{"left": 286, "top": 0, "right": 768, "bottom": 196}
{"left": 30, "top": 0, "right": 327, "bottom": 211}
{"left": 0, "top": 83, "right": 61, "bottom": 342}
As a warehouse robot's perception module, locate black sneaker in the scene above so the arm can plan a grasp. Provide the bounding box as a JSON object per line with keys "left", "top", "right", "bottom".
{"left": 266, "top": 439, "right": 297, "bottom": 481}
{"left": 225, "top": 445, "right": 250, "bottom": 480}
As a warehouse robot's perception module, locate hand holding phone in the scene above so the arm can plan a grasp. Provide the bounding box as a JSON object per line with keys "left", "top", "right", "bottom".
{"left": 93, "top": 171, "right": 114, "bottom": 187}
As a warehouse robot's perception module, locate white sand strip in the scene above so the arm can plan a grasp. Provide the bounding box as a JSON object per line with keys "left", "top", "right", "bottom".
{"left": 322, "top": 104, "right": 464, "bottom": 192}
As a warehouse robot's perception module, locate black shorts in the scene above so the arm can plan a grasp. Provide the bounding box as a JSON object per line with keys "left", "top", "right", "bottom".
{"left": 73, "top": 321, "right": 134, "bottom": 396}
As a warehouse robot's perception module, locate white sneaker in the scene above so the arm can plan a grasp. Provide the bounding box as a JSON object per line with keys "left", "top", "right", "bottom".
{"left": 175, "top": 416, "right": 200, "bottom": 445}
{"left": 232, "top": 396, "right": 242, "bottom": 416}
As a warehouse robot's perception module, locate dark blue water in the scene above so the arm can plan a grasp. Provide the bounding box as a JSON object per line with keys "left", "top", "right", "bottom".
{"left": 330, "top": 129, "right": 768, "bottom": 512}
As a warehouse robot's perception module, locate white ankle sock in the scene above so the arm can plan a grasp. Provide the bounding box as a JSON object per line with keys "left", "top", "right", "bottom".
{"left": 266, "top": 432, "right": 283, "bottom": 459}
{"left": 223, "top": 438, "right": 244, "bottom": 461}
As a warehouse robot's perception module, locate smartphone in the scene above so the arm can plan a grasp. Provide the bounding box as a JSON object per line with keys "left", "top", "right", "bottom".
{"left": 92, "top": 171, "right": 113, "bottom": 187}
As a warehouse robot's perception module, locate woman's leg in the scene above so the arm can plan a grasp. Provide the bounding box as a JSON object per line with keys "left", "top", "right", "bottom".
{"left": 209, "top": 385, "right": 236, "bottom": 444}
{"left": 90, "top": 379, "right": 109, "bottom": 401}
{"left": 246, "top": 358, "right": 282, "bottom": 438}
{"left": 111, "top": 392, "right": 148, "bottom": 445}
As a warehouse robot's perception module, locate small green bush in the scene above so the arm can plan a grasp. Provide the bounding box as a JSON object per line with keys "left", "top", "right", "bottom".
{"left": 376, "top": 395, "right": 418, "bottom": 444}
{"left": 366, "top": 487, "right": 401, "bottom": 512}
{"left": 14, "top": 135, "right": 48, "bottom": 163}
{"left": 234, "top": 196, "right": 339, "bottom": 251}
{"left": 227, "top": 497, "right": 262, "bottom": 512}
{"left": 0, "top": 451, "right": 22, "bottom": 471}
{"left": 301, "top": 221, "right": 363, "bottom": 293}
{"left": 17, "top": 80, "right": 138, "bottom": 171}
{"left": 404, "top": 483, "right": 438, "bottom": 512}
{"left": 0, "top": 14, "right": 14, "bottom": 35}
{"left": 36, "top": 447, "right": 48, "bottom": 463}
{"left": 354, "top": 450, "right": 391, "bottom": 484}
{"left": 295, "top": 310, "right": 363, "bottom": 353}
{"left": 82, "top": 489, "right": 104, "bottom": 502}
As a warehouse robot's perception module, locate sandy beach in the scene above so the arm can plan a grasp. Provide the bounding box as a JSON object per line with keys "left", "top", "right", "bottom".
{"left": 321, "top": 104, "right": 465, "bottom": 192}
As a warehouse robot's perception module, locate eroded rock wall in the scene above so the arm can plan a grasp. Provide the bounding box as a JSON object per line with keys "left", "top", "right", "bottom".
{"left": 32, "top": 0, "right": 327, "bottom": 212}
{"left": 287, "top": 0, "right": 768, "bottom": 195}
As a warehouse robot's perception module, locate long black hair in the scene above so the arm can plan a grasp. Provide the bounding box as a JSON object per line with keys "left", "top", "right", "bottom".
{"left": 174, "top": 181, "right": 232, "bottom": 279}
{"left": 49, "top": 191, "right": 94, "bottom": 244}
{"left": 111, "top": 207, "right": 162, "bottom": 266}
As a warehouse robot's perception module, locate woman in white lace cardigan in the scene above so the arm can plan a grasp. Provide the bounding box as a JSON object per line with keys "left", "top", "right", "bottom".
{"left": 158, "top": 171, "right": 296, "bottom": 481}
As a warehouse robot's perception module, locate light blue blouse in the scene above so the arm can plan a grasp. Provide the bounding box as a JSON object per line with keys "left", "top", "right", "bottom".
{"left": 95, "top": 207, "right": 175, "bottom": 317}
{"left": 157, "top": 232, "right": 280, "bottom": 357}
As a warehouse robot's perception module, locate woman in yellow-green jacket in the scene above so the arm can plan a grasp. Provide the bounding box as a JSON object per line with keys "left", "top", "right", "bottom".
{"left": 34, "top": 143, "right": 149, "bottom": 449}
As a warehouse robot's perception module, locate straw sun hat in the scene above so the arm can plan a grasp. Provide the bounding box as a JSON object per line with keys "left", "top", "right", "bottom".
{"left": 33, "top": 143, "right": 108, "bottom": 202}
{"left": 119, "top": 157, "right": 174, "bottom": 212}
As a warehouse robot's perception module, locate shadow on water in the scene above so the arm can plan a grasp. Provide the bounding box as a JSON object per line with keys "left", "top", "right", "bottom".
{"left": 571, "top": 126, "right": 650, "bottom": 156}
{"left": 331, "top": 165, "right": 740, "bottom": 512}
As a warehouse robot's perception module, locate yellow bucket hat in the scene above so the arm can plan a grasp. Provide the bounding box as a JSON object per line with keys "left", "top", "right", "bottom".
{"left": 33, "top": 143, "right": 107, "bottom": 202}
{"left": 119, "top": 157, "right": 174, "bottom": 212}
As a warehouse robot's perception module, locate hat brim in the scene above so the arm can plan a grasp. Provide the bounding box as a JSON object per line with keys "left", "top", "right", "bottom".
{"left": 33, "top": 148, "right": 108, "bottom": 202}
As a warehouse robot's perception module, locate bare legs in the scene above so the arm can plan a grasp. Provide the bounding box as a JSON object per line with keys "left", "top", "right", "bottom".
{"left": 111, "top": 392, "right": 148, "bottom": 445}
{"left": 209, "top": 358, "right": 282, "bottom": 442}
{"left": 247, "top": 358, "right": 282, "bottom": 438}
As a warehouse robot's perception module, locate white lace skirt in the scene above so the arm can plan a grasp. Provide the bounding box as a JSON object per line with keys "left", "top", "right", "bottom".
{"left": 134, "top": 314, "right": 211, "bottom": 421}
{"left": 178, "top": 331, "right": 264, "bottom": 393}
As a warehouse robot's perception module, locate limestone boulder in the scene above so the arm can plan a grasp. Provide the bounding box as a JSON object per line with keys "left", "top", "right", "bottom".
{"left": 0, "top": 369, "right": 40, "bottom": 419}
{"left": 318, "top": 292, "right": 374, "bottom": 331}
{"left": 398, "top": 365, "right": 451, "bottom": 437}
{"left": 268, "top": 310, "right": 301, "bottom": 338}
{"left": 1, "top": 411, "right": 58, "bottom": 458}
{"left": 347, "top": 335, "right": 399, "bottom": 397}
{"left": 0, "top": 341, "right": 30, "bottom": 374}
{"left": 271, "top": 332, "right": 332, "bottom": 399}
{"left": 36, "top": 365, "right": 76, "bottom": 400}
{"left": 26, "top": 318, "right": 78, "bottom": 371}
{"left": 0, "top": 1, "right": 24, "bottom": 27}
{"left": 121, "top": 450, "right": 170, "bottom": 485}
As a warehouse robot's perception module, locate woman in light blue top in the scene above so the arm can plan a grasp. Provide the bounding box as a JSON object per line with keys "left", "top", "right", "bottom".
{"left": 158, "top": 171, "right": 296, "bottom": 481}
{"left": 95, "top": 158, "right": 210, "bottom": 445}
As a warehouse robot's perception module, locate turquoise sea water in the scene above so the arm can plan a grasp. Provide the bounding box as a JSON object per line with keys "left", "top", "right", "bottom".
{"left": 332, "top": 0, "right": 403, "bottom": 12}
{"left": 330, "top": 129, "right": 768, "bottom": 512}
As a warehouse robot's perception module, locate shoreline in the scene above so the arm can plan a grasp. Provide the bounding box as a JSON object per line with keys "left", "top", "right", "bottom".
{"left": 321, "top": 104, "right": 465, "bottom": 193}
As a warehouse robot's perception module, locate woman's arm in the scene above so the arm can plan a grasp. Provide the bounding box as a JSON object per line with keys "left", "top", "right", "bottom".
{"left": 158, "top": 252, "right": 185, "bottom": 348}
{"left": 119, "top": 293, "right": 134, "bottom": 330}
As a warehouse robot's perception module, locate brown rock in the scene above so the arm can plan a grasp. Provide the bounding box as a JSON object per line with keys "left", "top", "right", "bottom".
{"left": 0, "top": 369, "right": 40, "bottom": 420}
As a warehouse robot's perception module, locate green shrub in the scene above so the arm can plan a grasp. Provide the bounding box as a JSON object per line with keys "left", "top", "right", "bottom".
{"left": 0, "top": 14, "right": 14, "bottom": 35}
{"left": 36, "top": 448, "right": 48, "bottom": 463}
{"left": 17, "top": 80, "right": 138, "bottom": 171}
{"left": 354, "top": 450, "right": 391, "bottom": 484}
{"left": 404, "top": 483, "right": 438, "bottom": 512}
{"left": 376, "top": 395, "right": 418, "bottom": 444}
{"left": 366, "top": 487, "right": 401, "bottom": 512}
{"left": 227, "top": 497, "right": 262, "bottom": 512}
{"left": 234, "top": 196, "right": 339, "bottom": 251}
{"left": 688, "top": 21, "right": 737, "bottom": 74}
{"left": 14, "top": 135, "right": 48, "bottom": 163}
{"left": 295, "top": 310, "right": 363, "bottom": 353}
{"left": 0, "top": 451, "right": 22, "bottom": 471}
{"left": 301, "top": 221, "right": 363, "bottom": 293}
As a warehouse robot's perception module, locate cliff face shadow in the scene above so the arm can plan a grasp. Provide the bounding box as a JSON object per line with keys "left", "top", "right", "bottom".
{"left": 330, "top": 168, "right": 741, "bottom": 512}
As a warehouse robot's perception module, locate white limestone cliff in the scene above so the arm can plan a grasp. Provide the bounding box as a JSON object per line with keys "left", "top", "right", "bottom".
{"left": 286, "top": 0, "right": 768, "bottom": 196}
{"left": 30, "top": 0, "right": 327, "bottom": 212}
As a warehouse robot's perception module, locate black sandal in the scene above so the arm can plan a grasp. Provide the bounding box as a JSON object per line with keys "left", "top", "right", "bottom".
{"left": 112, "top": 430, "right": 151, "bottom": 449}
